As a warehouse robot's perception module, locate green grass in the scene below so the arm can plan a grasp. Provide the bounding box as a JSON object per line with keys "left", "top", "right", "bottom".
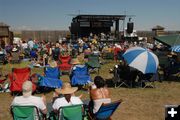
{"left": 0, "top": 60, "right": 180, "bottom": 120}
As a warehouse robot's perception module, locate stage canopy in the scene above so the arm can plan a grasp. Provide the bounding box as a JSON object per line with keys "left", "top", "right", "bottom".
{"left": 154, "top": 34, "right": 180, "bottom": 47}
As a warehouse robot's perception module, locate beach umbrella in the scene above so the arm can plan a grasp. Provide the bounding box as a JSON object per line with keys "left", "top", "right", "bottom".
{"left": 171, "top": 45, "right": 180, "bottom": 52}
{"left": 123, "top": 47, "right": 159, "bottom": 74}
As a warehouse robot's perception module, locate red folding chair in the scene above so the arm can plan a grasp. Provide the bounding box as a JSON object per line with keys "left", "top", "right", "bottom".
{"left": 9, "top": 67, "right": 36, "bottom": 94}
{"left": 59, "top": 55, "right": 72, "bottom": 72}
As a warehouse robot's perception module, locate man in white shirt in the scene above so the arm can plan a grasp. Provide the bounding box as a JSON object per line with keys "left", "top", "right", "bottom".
{"left": 52, "top": 82, "right": 83, "bottom": 112}
{"left": 11, "top": 81, "right": 47, "bottom": 115}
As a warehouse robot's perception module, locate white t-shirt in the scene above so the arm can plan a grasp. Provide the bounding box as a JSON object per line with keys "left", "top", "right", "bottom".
{"left": 11, "top": 95, "right": 46, "bottom": 111}
{"left": 52, "top": 96, "right": 83, "bottom": 110}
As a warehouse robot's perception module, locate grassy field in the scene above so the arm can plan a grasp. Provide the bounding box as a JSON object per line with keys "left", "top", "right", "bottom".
{"left": 0, "top": 60, "right": 180, "bottom": 120}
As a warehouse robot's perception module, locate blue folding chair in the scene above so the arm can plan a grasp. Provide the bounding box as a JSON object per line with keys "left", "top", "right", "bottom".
{"left": 44, "top": 67, "right": 61, "bottom": 79}
{"left": 38, "top": 67, "right": 62, "bottom": 89}
{"left": 89, "top": 100, "right": 122, "bottom": 120}
{"left": 71, "top": 65, "right": 92, "bottom": 86}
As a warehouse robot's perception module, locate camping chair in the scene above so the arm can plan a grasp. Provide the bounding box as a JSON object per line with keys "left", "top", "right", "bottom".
{"left": 113, "top": 65, "right": 135, "bottom": 88}
{"left": 38, "top": 67, "right": 62, "bottom": 90}
{"left": 113, "top": 65, "right": 129, "bottom": 88}
{"left": 44, "top": 67, "right": 61, "bottom": 79}
{"left": 86, "top": 54, "right": 101, "bottom": 74}
{"left": 11, "top": 52, "right": 20, "bottom": 64}
{"left": 57, "top": 104, "right": 85, "bottom": 120}
{"left": 9, "top": 67, "right": 36, "bottom": 95}
{"left": 102, "top": 52, "right": 114, "bottom": 60}
{"left": 70, "top": 65, "right": 92, "bottom": 86}
{"left": 11, "top": 105, "right": 43, "bottom": 120}
{"left": 139, "top": 73, "right": 156, "bottom": 88}
{"left": 59, "top": 55, "right": 72, "bottom": 73}
{"left": 88, "top": 100, "right": 122, "bottom": 120}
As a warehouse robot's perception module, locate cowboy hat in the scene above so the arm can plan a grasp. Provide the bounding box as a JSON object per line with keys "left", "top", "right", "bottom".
{"left": 49, "top": 60, "right": 57, "bottom": 67}
{"left": 55, "top": 82, "right": 78, "bottom": 95}
{"left": 70, "top": 58, "right": 80, "bottom": 65}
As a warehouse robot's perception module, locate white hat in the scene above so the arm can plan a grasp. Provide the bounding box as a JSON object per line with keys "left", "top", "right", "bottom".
{"left": 55, "top": 82, "right": 78, "bottom": 95}
{"left": 12, "top": 48, "right": 18, "bottom": 52}
{"left": 22, "top": 81, "right": 32, "bottom": 97}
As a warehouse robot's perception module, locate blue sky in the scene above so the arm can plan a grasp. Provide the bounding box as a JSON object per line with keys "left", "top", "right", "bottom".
{"left": 0, "top": 0, "right": 180, "bottom": 31}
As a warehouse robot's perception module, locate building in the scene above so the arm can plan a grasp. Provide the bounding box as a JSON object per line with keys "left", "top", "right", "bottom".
{"left": 0, "top": 22, "right": 13, "bottom": 48}
{"left": 152, "top": 25, "right": 165, "bottom": 36}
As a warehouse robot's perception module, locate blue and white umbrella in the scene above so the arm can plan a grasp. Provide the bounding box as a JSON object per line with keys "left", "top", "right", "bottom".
{"left": 171, "top": 45, "right": 180, "bottom": 52}
{"left": 123, "top": 47, "right": 159, "bottom": 74}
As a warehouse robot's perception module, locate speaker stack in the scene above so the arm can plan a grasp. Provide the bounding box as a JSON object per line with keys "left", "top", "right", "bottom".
{"left": 127, "top": 22, "right": 134, "bottom": 34}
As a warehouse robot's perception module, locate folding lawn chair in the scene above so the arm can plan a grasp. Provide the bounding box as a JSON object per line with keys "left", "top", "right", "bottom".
{"left": 38, "top": 67, "right": 62, "bottom": 90}
{"left": 86, "top": 54, "right": 101, "bottom": 74}
{"left": 88, "top": 99, "right": 122, "bottom": 120}
{"left": 70, "top": 65, "right": 92, "bottom": 86}
{"left": 59, "top": 55, "right": 72, "bottom": 73}
{"left": 11, "top": 105, "right": 43, "bottom": 120}
{"left": 113, "top": 65, "right": 132, "bottom": 88}
{"left": 140, "top": 73, "right": 156, "bottom": 88}
{"left": 58, "top": 104, "right": 85, "bottom": 120}
{"left": 9, "top": 67, "right": 36, "bottom": 95}
{"left": 44, "top": 67, "right": 61, "bottom": 79}
{"left": 11, "top": 52, "right": 20, "bottom": 64}
{"left": 113, "top": 65, "right": 129, "bottom": 88}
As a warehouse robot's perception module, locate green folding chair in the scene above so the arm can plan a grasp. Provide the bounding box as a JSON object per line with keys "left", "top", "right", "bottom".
{"left": 86, "top": 54, "right": 101, "bottom": 74}
{"left": 11, "top": 105, "right": 42, "bottom": 120}
{"left": 58, "top": 104, "right": 87, "bottom": 120}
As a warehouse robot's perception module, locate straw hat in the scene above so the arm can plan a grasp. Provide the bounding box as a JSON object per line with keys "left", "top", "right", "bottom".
{"left": 49, "top": 60, "right": 57, "bottom": 67}
{"left": 70, "top": 58, "right": 80, "bottom": 65}
{"left": 55, "top": 82, "right": 78, "bottom": 95}
{"left": 22, "top": 81, "right": 32, "bottom": 97}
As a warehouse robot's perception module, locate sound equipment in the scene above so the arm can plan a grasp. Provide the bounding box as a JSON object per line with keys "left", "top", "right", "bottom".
{"left": 70, "top": 22, "right": 80, "bottom": 33}
{"left": 127, "top": 22, "right": 134, "bottom": 34}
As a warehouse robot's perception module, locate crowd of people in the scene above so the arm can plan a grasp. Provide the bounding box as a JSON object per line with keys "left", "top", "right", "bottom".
{"left": 11, "top": 76, "right": 111, "bottom": 119}
{"left": 0, "top": 33, "right": 179, "bottom": 119}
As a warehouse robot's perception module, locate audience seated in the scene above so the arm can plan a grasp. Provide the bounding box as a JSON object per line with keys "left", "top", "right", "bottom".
{"left": 89, "top": 76, "right": 111, "bottom": 114}
{"left": 11, "top": 81, "right": 47, "bottom": 115}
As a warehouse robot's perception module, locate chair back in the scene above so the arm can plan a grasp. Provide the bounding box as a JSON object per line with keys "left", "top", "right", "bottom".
{"left": 95, "top": 100, "right": 122, "bottom": 120}
{"left": 59, "top": 55, "right": 71, "bottom": 64}
{"left": 38, "top": 76, "right": 63, "bottom": 88}
{"left": 58, "top": 104, "right": 83, "bottom": 120}
{"left": 59, "top": 55, "right": 72, "bottom": 71}
{"left": 71, "top": 65, "right": 92, "bottom": 86}
{"left": 73, "top": 65, "right": 89, "bottom": 75}
{"left": 10, "top": 67, "right": 31, "bottom": 92}
{"left": 44, "top": 67, "right": 60, "bottom": 79}
{"left": 11, "top": 105, "right": 40, "bottom": 120}
{"left": 87, "top": 54, "right": 100, "bottom": 68}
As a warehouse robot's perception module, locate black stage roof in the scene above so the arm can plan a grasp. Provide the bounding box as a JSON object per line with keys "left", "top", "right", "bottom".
{"left": 73, "top": 14, "right": 126, "bottom": 22}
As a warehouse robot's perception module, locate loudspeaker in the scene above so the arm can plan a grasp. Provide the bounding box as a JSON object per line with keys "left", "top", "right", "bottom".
{"left": 70, "top": 22, "right": 80, "bottom": 33}
{"left": 127, "top": 22, "right": 134, "bottom": 34}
